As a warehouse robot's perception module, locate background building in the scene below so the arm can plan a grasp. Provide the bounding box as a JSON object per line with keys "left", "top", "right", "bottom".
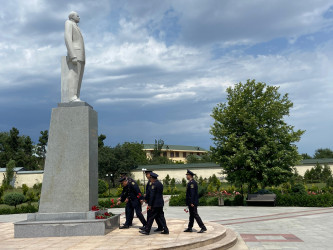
{"left": 143, "top": 144, "right": 208, "bottom": 163}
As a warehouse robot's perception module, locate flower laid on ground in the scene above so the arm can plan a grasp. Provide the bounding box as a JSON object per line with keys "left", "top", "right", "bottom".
{"left": 184, "top": 209, "right": 189, "bottom": 213}
{"left": 91, "top": 205, "right": 99, "bottom": 211}
{"left": 95, "top": 212, "right": 114, "bottom": 219}
{"left": 308, "top": 191, "right": 317, "bottom": 195}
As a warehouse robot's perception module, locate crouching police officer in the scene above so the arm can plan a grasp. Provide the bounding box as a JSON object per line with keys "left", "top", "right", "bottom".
{"left": 117, "top": 177, "right": 147, "bottom": 229}
{"left": 184, "top": 169, "right": 207, "bottom": 233}
{"left": 140, "top": 172, "right": 169, "bottom": 235}
{"left": 144, "top": 170, "right": 164, "bottom": 232}
{"left": 117, "top": 172, "right": 134, "bottom": 227}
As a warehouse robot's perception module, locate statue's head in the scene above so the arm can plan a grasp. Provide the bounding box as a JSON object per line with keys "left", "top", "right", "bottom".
{"left": 69, "top": 11, "right": 80, "bottom": 23}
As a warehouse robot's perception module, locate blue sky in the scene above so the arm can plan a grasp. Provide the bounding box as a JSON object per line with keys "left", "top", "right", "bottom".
{"left": 1, "top": 0, "right": 333, "bottom": 155}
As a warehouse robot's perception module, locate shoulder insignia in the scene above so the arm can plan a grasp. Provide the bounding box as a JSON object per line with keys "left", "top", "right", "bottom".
{"left": 190, "top": 184, "right": 194, "bottom": 188}
{"left": 132, "top": 182, "right": 135, "bottom": 185}
{"left": 152, "top": 185, "right": 155, "bottom": 189}
{"left": 149, "top": 182, "right": 152, "bottom": 185}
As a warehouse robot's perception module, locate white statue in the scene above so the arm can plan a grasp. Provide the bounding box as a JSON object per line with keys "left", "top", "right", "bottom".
{"left": 64, "top": 11, "right": 85, "bottom": 102}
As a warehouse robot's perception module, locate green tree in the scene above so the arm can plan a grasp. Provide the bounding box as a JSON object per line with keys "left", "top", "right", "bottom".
{"left": 170, "top": 178, "right": 176, "bottom": 188}
{"left": 210, "top": 80, "right": 304, "bottom": 193}
{"left": 163, "top": 174, "right": 171, "bottom": 186}
{"left": 301, "top": 153, "right": 312, "bottom": 160}
{"left": 3, "top": 193, "right": 25, "bottom": 208}
{"left": 98, "top": 135, "right": 148, "bottom": 187}
{"left": 321, "top": 164, "right": 332, "bottom": 182}
{"left": 2, "top": 160, "right": 16, "bottom": 188}
{"left": 22, "top": 184, "right": 29, "bottom": 196}
{"left": 181, "top": 178, "right": 187, "bottom": 187}
{"left": 36, "top": 130, "right": 48, "bottom": 169}
{"left": 0, "top": 128, "right": 38, "bottom": 170}
{"left": 152, "top": 139, "right": 164, "bottom": 158}
{"left": 313, "top": 148, "right": 333, "bottom": 159}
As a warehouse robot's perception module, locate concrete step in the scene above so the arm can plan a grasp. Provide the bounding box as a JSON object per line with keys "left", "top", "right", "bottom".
{"left": 194, "top": 228, "right": 240, "bottom": 250}
{"left": 160, "top": 222, "right": 227, "bottom": 249}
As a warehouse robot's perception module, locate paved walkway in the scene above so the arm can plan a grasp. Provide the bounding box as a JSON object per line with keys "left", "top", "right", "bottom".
{"left": 1, "top": 200, "right": 333, "bottom": 249}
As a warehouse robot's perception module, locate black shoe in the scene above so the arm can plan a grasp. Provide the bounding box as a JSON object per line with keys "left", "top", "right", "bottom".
{"left": 184, "top": 228, "right": 193, "bottom": 232}
{"left": 198, "top": 228, "right": 207, "bottom": 233}
{"left": 161, "top": 230, "right": 169, "bottom": 234}
{"left": 123, "top": 223, "right": 132, "bottom": 226}
{"left": 119, "top": 225, "right": 129, "bottom": 229}
{"left": 139, "top": 230, "right": 149, "bottom": 235}
{"left": 154, "top": 228, "right": 163, "bottom": 232}
{"left": 139, "top": 226, "right": 146, "bottom": 230}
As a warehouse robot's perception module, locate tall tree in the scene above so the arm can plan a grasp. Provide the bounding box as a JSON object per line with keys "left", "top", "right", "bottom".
{"left": 36, "top": 130, "right": 48, "bottom": 169}
{"left": 98, "top": 135, "right": 148, "bottom": 187}
{"left": 313, "top": 148, "right": 333, "bottom": 159}
{"left": 210, "top": 80, "right": 304, "bottom": 193}
{"left": 301, "top": 153, "right": 312, "bottom": 160}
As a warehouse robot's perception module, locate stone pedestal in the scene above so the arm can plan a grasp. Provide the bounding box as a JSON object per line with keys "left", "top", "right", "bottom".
{"left": 13, "top": 102, "right": 117, "bottom": 238}
{"left": 39, "top": 102, "right": 98, "bottom": 213}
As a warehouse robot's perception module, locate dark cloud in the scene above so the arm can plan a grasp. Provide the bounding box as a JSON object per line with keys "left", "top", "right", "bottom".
{"left": 0, "top": 1, "right": 333, "bottom": 154}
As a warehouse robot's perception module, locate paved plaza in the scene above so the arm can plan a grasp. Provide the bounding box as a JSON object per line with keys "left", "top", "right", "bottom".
{"left": 0, "top": 198, "right": 332, "bottom": 249}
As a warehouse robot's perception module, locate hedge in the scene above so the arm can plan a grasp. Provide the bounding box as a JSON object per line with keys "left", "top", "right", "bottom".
{"left": 276, "top": 193, "right": 333, "bottom": 207}
{"left": 0, "top": 205, "right": 38, "bottom": 215}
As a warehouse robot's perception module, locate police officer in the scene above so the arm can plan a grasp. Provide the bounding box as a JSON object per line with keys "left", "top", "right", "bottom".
{"left": 140, "top": 172, "right": 169, "bottom": 235}
{"left": 117, "top": 172, "right": 134, "bottom": 227}
{"left": 184, "top": 169, "right": 207, "bottom": 233}
{"left": 117, "top": 177, "right": 147, "bottom": 229}
{"left": 144, "top": 170, "right": 163, "bottom": 232}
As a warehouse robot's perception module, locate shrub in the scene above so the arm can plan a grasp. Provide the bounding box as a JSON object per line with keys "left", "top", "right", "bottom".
{"left": 327, "top": 176, "right": 333, "bottom": 188}
{"left": 206, "top": 197, "right": 218, "bottom": 206}
{"left": 163, "top": 174, "right": 171, "bottom": 186}
{"left": 255, "top": 189, "right": 274, "bottom": 194}
{"left": 98, "top": 179, "right": 108, "bottom": 194}
{"left": 181, "top": 178, "right": 187, "bottom": 187}
{"left": 170, "top": 178, "right": 176, "bottom": 188}
{"left": 291, "top": 183, "right": 306, "bottom": 195}
{"left": 276, "top": 193, "right": 333, "bottom": 207}
{"left": 116, "top": 185, "right": 123, "bottom": 196}
{"left": 98, "top": 198, "right": 124, "bottom": 208}
{"left": 198, "top": 185, "right": 207, "bottom": 198}
{"left": 26, "top": 190, "right": 35, "bottom": 205}
{"left": 0, "top": 185, "right": 4, "bottom": 199}
{"left": 199, "top": 196, "right": 207, "bottom": 206}
{"left": 22, "top": 184, "right": 29, "bottom": 196}
{"left": 3, "top": 193, "right": 25, "bottom": 208}
{"left": 169, "top": 193, "right": 186, "bottom": 206}
{"left": 0, "top": 205, "right": 38, "bottom": 215}
{"left": 33, "top": 182, "right": 42, "bottom": 194}
{"left": 234, "top": 194, "right": 244, "bottom": 206}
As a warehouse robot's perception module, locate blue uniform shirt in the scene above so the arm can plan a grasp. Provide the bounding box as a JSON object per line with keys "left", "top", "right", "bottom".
{"left": 186, "top": 179, "right": 199, "bottom": 206}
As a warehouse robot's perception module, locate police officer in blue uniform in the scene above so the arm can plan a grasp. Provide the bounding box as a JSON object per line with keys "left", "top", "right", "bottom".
{"left": 118, "top": 172, "right": 134, "bottom": 227}
{"left": 140, "top": 172, "right": 169, "bottom": 235}
{"left": 117, "top": 177, "right": 147, "bottom": 229}
{"left": 144, "top": 170, "right": 163, "bottom": 232}
{"left": 184, "top": 169, "right": 207, "bottom": 233}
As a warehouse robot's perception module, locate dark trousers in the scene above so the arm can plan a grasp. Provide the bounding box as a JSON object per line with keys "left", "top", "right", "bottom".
{"left": 125, "top": 202, "right": 134, "bottom": 225}
{"left": 188, "top": 205, "right": 205, "bottom": 229}
{"left": 147, "top": 209, "right": 163, "bottom": 229}
{"left": 125, "top": 201, "right": 146, "bottom": 226}
{"left": 145, "top": 207, "right": 168, "bottom": 233}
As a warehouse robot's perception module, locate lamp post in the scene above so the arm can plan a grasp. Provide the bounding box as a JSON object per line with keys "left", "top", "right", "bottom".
{"left": 106, "top": 173, "right": 112, "bottom": 196}
{"left": 142, "top": 168, "right": 147, "bottom": 195}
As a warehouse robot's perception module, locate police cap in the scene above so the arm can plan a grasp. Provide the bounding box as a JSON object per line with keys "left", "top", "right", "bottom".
{"left": 119, "top": 177, "right": 126, "bottom": 182}
{"left": 186, "top": 169, "right": 195, "bottom": 176}
{"left": 150, "top": 172, "right": 158, "bottom": 179}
